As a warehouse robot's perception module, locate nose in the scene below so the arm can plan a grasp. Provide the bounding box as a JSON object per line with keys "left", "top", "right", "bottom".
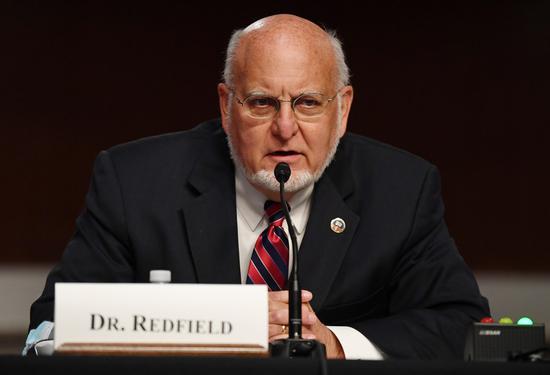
{"left": 272, "top": 101, "right": 298, "bottom": 140}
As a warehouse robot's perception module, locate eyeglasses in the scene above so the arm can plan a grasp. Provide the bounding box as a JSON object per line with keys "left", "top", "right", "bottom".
{"left": 231, "top": 90, "right": 339, "bottom": 121}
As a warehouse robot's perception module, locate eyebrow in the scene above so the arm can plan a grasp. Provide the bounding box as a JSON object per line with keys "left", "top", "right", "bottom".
{"left": 245, "top": 90, "right": 270, "bottom": 97}
{"left": 244, "top": 90, "right": 325, "bottom": 98}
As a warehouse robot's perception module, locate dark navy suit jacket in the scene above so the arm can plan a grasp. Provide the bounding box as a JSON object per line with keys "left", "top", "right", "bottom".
{"left": 30, "top": 119, "right": 489, "bottom": 359}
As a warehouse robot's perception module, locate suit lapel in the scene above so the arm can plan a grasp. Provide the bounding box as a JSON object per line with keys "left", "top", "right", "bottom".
{"left": 180, "top": 129, "right": 241, "bottom": 284}
{"left": 178, "top": 125, "right": 361, "bottom": 295}
{"left": 299, "top": 151, "right": 360, "bottom": 311}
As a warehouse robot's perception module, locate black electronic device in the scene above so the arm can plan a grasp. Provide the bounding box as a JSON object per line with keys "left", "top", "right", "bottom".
{"left": 465, "top": 322, "right": 546, "bottom": 361}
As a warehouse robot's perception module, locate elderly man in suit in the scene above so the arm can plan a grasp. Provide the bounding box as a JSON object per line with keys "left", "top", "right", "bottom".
{"left": 29, "top": 14, "right": 489, "bottom": 359}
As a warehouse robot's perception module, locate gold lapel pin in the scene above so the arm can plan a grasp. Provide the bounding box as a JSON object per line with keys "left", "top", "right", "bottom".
{"left": 330, "top": 217, "right": 346, "bottom": 233}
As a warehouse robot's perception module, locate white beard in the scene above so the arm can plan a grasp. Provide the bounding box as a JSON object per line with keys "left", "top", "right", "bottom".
{"left": 243, "top": 168, "right": 315, "bottom": 193}
{"left": 225, "top": 108, "right": 342, "bottom": 193}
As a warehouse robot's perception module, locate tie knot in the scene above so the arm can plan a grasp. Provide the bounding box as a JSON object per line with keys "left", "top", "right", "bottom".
{"left": 264, "top": 200, "right": 289, "bottom": 225}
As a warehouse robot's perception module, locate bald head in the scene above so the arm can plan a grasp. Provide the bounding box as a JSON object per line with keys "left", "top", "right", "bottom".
{"left": 223, "top": 14, "right": 350, "bottom": 90}
{"left": 241, "top": 14, "right": 329, "bottom": 44}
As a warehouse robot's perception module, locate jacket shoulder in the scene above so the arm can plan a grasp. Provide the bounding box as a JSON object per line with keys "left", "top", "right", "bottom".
{"left": 342, "top": 133, "right": 434, "bottom": 169}
{"left": 108, "top": 119, "right": 223, "bottom": 157}
{"left": 92, "top": 119, "right": 227, "bottom": 186}
{"left": 335, "top": 132, "right": 436, "bottom": 180}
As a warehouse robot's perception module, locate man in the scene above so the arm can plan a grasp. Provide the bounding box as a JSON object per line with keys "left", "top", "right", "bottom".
{"left": 28, "top": 14, "right": 489, "bottom": 359}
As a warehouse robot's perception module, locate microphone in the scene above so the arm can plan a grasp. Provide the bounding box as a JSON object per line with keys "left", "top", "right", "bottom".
{"left": 270, "top": 162, "right": 326, "bottom": 361}
{"left": 274, "top": 162, "right": 301, "bottom": 339}
{"left": 274, "top": 162, "right": 291, "bottom": 184}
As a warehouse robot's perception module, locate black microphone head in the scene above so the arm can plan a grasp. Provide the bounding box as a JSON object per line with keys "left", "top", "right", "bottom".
{"left": 274, "top": 162, "right": 291, "bottom": 183}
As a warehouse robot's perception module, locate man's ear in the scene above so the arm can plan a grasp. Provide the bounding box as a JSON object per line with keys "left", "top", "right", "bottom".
{"left": 337, "top": 85, "right": 353, "bottom": 138}
{"left": 217, "top": 83, "right": 231, "bottom": 134}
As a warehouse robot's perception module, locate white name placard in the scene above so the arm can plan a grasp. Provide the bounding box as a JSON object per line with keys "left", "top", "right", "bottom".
{"left": 54, "top": 283, "right": 268, "bottom": 355}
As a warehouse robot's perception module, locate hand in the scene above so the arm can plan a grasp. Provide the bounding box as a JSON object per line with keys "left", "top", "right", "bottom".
{"left": 268, "top": 290, "right": 345, "bottom": 359}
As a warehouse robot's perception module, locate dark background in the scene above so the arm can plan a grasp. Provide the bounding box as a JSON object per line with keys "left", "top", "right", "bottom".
{"left": 2, "top": 1, "right": 549, "bottom": 270}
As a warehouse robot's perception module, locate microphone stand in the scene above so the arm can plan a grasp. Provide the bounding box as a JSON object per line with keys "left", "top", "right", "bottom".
{"left": 269, "top": 163, "right": 327, "bottom": 363}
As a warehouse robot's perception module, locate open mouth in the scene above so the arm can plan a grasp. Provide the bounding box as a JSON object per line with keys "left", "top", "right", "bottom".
{"left": 267, "top": 150, "right": 302, "bottom": 163}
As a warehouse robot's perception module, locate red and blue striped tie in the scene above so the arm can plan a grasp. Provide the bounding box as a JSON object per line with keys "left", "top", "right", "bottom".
{"left": 246, "top": 200, "right": 290, "bottom": 291}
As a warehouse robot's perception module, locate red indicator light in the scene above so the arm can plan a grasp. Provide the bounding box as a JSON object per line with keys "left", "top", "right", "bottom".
{"left": 480, "top": 317, "right": 495, "bottom": 323}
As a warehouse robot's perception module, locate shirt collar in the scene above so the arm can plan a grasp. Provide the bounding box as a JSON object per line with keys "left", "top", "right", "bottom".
{"left": 235, "top": 167, "right": 313, "bottom": 234}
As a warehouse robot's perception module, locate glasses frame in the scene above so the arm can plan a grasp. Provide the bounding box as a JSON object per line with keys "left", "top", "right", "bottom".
{"left": 230, "top": 89, "right": 340, "bottom": 120}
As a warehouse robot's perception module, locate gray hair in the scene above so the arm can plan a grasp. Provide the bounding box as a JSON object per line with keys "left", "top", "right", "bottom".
{"left": 222, "top": 28, "right": 351, "bottom": 89}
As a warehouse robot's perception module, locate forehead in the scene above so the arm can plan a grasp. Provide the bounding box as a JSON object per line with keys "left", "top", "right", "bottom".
{"left": 233, "top": 31, "right": 337, "bottom": 94}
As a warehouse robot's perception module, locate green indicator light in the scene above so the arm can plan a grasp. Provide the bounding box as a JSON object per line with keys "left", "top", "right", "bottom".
{"left": 499, "top": 317, "right": 514, "bottom": 324}
{"left": 517, "top": 317, "right": 534, "bottom": 325}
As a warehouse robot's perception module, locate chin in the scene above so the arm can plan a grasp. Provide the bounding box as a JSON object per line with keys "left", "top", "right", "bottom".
{"left": 225, "top": 129, "right": 336, "bottom": 193}
{"left": 246, "top": 168, "right": 316, "bottom": 193}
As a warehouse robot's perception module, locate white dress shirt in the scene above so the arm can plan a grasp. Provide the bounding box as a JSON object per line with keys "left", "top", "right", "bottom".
{"left": 234, "top": 168, "right": 383, "bottom": 360}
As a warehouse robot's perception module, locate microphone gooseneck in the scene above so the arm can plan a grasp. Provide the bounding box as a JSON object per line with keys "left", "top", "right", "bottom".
{"left": 274, "top": 162, "right": 301, "bottom": 339}
{"left": 270, "top": 163, "right": 327, "bottom": 363}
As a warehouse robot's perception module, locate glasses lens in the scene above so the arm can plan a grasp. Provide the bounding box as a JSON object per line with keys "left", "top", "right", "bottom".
{"left": 293, "top": 94, "right": 326, "bottom": 117}
{"left": 244, "top": 95, "right": 278, "bottom": 118}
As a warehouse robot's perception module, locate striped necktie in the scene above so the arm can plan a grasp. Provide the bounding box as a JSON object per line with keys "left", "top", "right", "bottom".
{"left": 246, "top": 200, "right": 290, "bottom": 291}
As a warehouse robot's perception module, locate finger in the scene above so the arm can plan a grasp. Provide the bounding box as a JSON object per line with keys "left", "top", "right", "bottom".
{"left": 269, "top": 305, "right": 318, "bottom": 325}
{"left": 268, "top": 323, "right": 316, "bottom": 338}
{"left": 269, "top": 323, "right": 288, "bottom": 338}
{"left": 268, "top": 291, "right": 289, "bottom": 303}
{"left": 268, "top": 290, "right": 313, "bottom": 303}
{"left": 268, "top": 299, "right": 288, "bottom": 312}
{"left": 301, "top": 290, "right": 313, "bottom": 302}
{"left": 268, "top": 298, "right": 314, "bottom": 313}
{"left": 302, "top": 309, "right": 317, "bottom": 325}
